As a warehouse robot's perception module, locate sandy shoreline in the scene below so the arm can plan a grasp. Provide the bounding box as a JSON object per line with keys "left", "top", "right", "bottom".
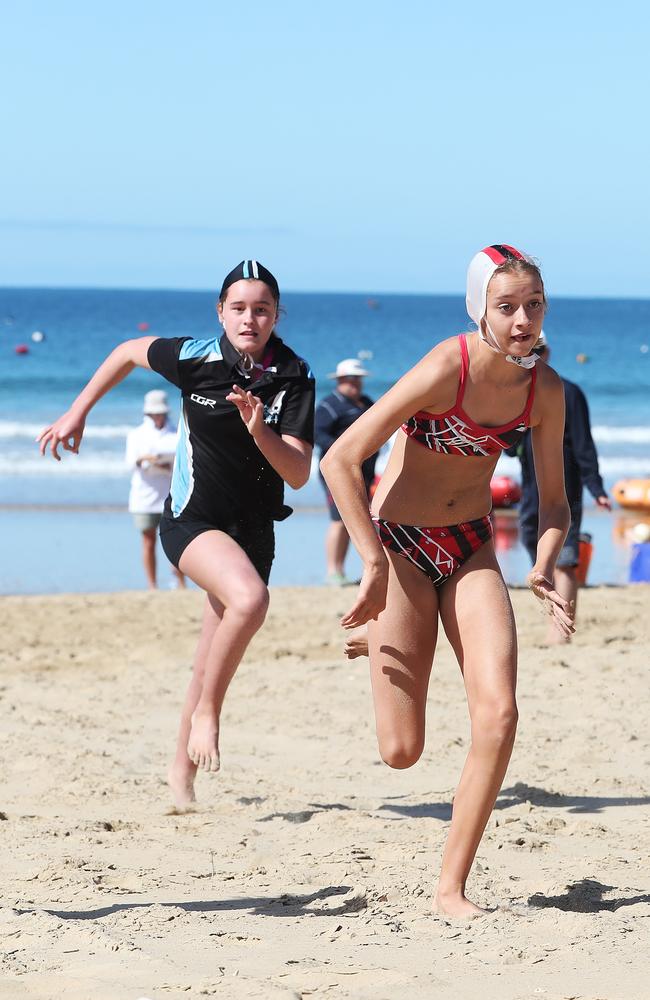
{"left": 1, "top": 585, "right": 649, "bottom": 999}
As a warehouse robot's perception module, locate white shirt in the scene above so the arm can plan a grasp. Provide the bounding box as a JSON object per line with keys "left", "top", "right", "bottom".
{"left": 126, "top": 417, "right": 178, "bottom": 514}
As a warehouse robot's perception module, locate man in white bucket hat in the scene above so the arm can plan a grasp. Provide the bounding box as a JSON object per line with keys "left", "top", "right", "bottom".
{"left": 315, "top": 359, "right": 378, "bottom": 584}
{"left": 126, "top": 390, "right": 186, "bottom": 589}
{"left": 326, "top": 358, "right": 371, "bottom": 380}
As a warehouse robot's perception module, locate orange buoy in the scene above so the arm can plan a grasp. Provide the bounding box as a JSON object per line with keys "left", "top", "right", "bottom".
{"left": 612, "top": 479, "right": 650, "bottom": 511}
{"left": 137, "top": 321, "right": 150, "bottom": 332}
{"left": 14, "top": 344, "right": 29, "bottom": 355}
{"left": 490, "top": 475, "right": 521, "bottom": 509}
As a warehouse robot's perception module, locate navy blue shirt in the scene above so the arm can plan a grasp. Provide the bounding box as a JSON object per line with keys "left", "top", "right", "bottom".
{"left": 513, "top": 377, "right": 606, "bottom": 529}
{"left": 148, "top": 332, "right": 315, "bottom": 526}
{"left": 315, "top": 389, "right": 378, "bottom": 484}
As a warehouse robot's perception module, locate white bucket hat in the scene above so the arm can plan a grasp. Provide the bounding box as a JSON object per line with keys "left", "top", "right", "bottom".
{"left": 143, "top": 389, "right": 170, "bottom": 414}
{"left": 328, "top": 358, "right": 370, "bottom": 379}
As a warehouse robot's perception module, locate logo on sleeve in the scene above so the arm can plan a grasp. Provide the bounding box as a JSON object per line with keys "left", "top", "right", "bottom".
{"left": 190, "top": 393, "right": 216, "bottom": 408}
{"left": 264, "top": 390, "right": 286, "bottom": 425}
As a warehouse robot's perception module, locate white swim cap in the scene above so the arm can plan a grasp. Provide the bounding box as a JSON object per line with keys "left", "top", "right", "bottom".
{"left": 466, "top": 244, "right": 540, "bottom": 369}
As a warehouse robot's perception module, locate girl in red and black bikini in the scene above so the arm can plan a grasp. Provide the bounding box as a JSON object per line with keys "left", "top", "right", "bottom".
{"left": 321, "top": 245, "right": 573, "bottom": 917}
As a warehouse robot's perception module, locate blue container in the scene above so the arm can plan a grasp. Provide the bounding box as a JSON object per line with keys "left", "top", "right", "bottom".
{"left": 629, "top": 543, "right": 650, "bottom": 583}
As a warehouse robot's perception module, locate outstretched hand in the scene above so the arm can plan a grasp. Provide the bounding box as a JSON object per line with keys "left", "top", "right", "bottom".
{"left": 340, "top": 560, "right": 389, "bottom": 630}
{"left": 37, "top": 410, "right": 86, "bottom": 461}
{"left": 226, "top": 385, "right": 264, "bottom": 436}
{"left": 527, "top": 570, "right": 576, "bottom": 639}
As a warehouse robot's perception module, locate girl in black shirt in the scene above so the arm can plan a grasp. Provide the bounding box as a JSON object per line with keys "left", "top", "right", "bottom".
{"left": 39, "top": 261, "right": 315, "bottom": 807}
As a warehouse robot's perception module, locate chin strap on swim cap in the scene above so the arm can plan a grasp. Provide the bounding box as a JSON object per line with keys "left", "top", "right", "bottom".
{"left": 480, "top": 323, "right": 539, "bottom": 369}
{"left": 467, "top": 244, "right": 539, "bottom": 369}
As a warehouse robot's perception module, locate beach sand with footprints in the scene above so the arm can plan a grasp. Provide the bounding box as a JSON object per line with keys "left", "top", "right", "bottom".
{"left": 1, "top": 585, "right": 649, "bottom": 999}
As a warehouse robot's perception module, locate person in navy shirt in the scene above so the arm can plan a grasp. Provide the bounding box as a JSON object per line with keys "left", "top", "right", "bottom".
{"left": 315, "top": 358, "right": 378, "bottom": 583}
{"left": 509, "top": 332, "right": 610, "bottom": 641}
{"left": 39, "top": 261, "right": 315, "bottom": 808}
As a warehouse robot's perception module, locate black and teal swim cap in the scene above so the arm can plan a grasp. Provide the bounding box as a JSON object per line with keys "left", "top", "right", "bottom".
{"left": 219, "top": 260, "right": 280, "bottom": 303}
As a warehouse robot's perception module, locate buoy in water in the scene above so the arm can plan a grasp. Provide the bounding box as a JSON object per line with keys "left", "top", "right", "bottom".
{"left": 612, "top": 479, "right": 650, "bottom": 511}
{"left": 490, "top": 475, "right": 521, "bottom": 509}
{"left": 14, "top": 344, "right": 29, "bottom": 355}
{"left": 137, "top": 321, "right": 150, "bottom": 332}
{"left": 576, "top": 353, "right": 589, "bottom": 363}
{"left": 31, "top": 330, "right": 45, "bottom": 343}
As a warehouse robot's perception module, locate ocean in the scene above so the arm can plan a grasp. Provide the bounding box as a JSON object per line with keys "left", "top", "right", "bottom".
{"left": 1, "top": 287, "right": 649, "bottom": 592}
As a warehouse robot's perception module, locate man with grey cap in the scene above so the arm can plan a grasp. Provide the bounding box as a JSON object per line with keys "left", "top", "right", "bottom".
{"left": 315, "top": 359, "right": 378, "bottom": 584}
{"left": 126, "top": 389, "right": 185, "bottom": 589}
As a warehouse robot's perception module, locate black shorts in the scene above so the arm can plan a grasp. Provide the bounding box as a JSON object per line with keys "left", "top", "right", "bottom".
{"left": 159, "top": 512, "right": 275, "bottom": 584}
{"left": 521, "top": 502, "right": 582, "bottom": 569}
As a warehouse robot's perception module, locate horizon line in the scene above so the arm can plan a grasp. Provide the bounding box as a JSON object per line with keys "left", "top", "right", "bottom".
{"left": 1, "top": 282, "right": 649, "bottom": 303}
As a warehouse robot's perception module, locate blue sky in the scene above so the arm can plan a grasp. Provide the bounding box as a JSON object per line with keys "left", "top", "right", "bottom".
{"left": 1, "top": 0, "right": 648, "bottom": 296}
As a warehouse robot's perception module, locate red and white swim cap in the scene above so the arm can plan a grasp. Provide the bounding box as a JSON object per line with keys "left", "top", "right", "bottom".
{"left": 466, "top": 244, "right": 534, "bottom": 329}
{"left": 466, "top": 244, "right": 540, "bottom": 369}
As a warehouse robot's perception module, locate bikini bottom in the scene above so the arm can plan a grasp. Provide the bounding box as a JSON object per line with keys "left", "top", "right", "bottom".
{"left": 372, "top": 514, "right": 493, "bottom": 588}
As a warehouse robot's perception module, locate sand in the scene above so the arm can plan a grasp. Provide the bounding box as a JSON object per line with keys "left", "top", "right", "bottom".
{"left": 1, "top": 584, "right": 649, "bottom": 999}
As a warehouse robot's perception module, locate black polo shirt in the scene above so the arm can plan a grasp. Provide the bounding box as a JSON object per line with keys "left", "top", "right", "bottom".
{"left": 147, "top": 332, "right": 315, "bottom": 526}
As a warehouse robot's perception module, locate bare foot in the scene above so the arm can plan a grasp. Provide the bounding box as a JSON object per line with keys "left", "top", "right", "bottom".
{"left": 167, "top": 762, "right": 197, "bottom": 810}
{"left": 433, "top": 891, "right": 488, "bottom": 918}
{"left": 344, "top": 627, "right": 369, "bottom": 659}
{"left": 188, "top": 711, "right": 220, "bottom": 772}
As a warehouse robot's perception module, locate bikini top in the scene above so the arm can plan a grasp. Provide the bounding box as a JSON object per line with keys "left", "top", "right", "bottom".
{"left": 402, "top": 334, "right": 536, "bottom": 457}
